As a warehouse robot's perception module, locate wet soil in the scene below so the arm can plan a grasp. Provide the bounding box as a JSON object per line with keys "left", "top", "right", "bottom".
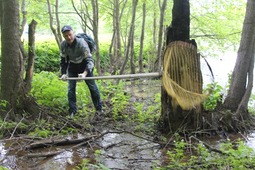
{"left": 1, "top": 80, "right": 255, "bottom": 170}
{"left": 0, "top": 131, "right": 162, "bottom": 170}
{"left": 0, "top": 80, "right": 164, "bottom": 170}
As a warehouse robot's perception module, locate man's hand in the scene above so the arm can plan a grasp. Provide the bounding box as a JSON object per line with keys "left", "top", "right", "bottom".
{"left": 60, "top": 74, "right": 68, "bottom": 81}
{"left": 78, "top": 71, "right": 88, "bottom": 79}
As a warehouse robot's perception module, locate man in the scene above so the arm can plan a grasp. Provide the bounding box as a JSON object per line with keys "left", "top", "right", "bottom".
{"left": 59, "top": 25, "right": 102, "bottom": 117}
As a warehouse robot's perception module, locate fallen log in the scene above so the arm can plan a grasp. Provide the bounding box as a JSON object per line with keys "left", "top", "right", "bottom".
{"left": 25, "top": 135, "right": 97, "bottom": 150}
{"left": 26, "top": 149, "right": 65, "bottom": 158}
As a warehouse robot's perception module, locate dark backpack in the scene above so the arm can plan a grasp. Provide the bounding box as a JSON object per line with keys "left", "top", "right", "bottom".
{"left": 76, "top": 33, "right": 97, "bottom": 53}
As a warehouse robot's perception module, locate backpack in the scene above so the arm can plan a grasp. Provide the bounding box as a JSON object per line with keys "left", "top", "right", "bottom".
{"left": 76, "top": 33, "right": 97, "bottom": 53}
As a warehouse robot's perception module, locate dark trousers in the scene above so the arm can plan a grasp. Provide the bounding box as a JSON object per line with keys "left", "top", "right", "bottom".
{"left": 67, "top": 71, "right": 102, "bottom": 113}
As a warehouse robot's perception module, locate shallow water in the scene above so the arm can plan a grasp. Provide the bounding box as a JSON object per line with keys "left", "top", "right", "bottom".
{"left": 0, "top": 132, "right": 162, "bottom": 170}
{"left": 2, "top": 131, "right": 255, "bottom": 170}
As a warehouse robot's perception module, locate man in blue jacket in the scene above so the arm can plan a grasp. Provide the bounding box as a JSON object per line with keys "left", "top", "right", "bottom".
{"left": 59, "top": 25, "right": 102, "bottom": 117}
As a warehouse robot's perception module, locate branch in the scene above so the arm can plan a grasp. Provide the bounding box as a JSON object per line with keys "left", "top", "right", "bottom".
{"left": 10, "top": 116, "right": 25, "bottom": 139}
{"left": 25, "top": 135, "right": 97, "bottom": 150}
{"left": 26, "top": 149, "right": 65, "bottom": 158}
{"left": 189, "top": 136, "right": 225, "bottom": 155}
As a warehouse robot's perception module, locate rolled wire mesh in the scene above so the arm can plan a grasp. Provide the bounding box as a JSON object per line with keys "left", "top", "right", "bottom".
{"left": 162, "top": 41, "right": 207, "bottom": 110}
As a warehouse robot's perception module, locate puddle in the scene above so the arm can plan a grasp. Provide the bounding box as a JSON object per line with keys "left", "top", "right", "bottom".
{"left": 98, "top": 132, "right": 161, "bottom": 169}
{"left": 0, "top": 132, "right": 162, "bottom": 170}
{"left": 2, "top": 131, "right": 255, "bottom": 169}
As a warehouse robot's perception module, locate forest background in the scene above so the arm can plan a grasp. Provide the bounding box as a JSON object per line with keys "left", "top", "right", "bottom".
{"left": 22, "top": 0, "right": 246, "bottom": 75}
{"left": 19, "top": 0, "right": 250, "bottom": 111}
{"left": 2, "top": 0, "right": 255, "bottom": 169}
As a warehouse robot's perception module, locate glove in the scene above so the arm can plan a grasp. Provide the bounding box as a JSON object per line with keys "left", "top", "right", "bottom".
{"left": 78, "top": 71, "right": 88, "bottom": 79}
{"left": 60, "top": 74, "right": 68, "bottom": 81}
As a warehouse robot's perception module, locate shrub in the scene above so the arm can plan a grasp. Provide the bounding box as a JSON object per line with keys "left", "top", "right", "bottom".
{"left": 34, "top": 41, "right": 60, "bottom": 73}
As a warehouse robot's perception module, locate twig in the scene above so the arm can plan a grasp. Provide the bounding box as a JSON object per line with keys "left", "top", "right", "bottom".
{"left": 109, "top": 128, "right": 165, "bottom": 146}
{"left": 25, "top": 135, "right": 97, "bottom": 150}
{"left": 26, "top": 149, "right": 65, "bottom": 158}
{"left": 0, "top": 108, "right": 12, "bottom": 130}
{"left": 47, "top": 112, "right": 89, "bottom": 132}
{"left": 189, "top": 136, "right": 225, "bottom": 155}
{"left": 10, "top": 116, "right": 25, "bottom": 139}
{"left": 1, "top": 136, "right": 42, "bottom": 142}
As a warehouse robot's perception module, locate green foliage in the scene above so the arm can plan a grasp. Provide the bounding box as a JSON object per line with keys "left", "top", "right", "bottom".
{"left": 74, "top": 149, "right": 110, "bottom": 170}
{"left": 248, "top": 94, "right": 255, "bottom": 115}
{"left": 0, "top": 118, "right": 28, "bottom": 138}
{"left": 219, "top": 139, "right": 255, "bottom": 169}
{"left": 98, "top": 43, "right": 111, "bottom": 69}
{"left": 107, "top": 81, "right": 130, "bottom": 120}
{"left": 191, "top": 0, "right": 246, "bottom": 55}
{"left": 34, "top": 40, "right": 60, "bottom": 73}
{"left": 75, "top": 159, "right": 90, "bottom": 170}
{"left": 31, "top": 71, "right": 97, "bottom": 112}
{"left": 0, "top": 166, "right": 9, "bottom": 170}
{"left": 30, "top": 71, "right": 68, "bottom": 108}
{"left": 156, "top": 138, "right": 255, "bottom": 170}
{"left": 133, "top": 92, "right": 161, "bottom": 132}
{"left": 29, "top": 127, "right": 52, "bottom": 138}
{"left": 203, "top": 82, "right": 224, "bottom": 111}
{"left": 0, "top": 100, "right": 8, "bottom": 112}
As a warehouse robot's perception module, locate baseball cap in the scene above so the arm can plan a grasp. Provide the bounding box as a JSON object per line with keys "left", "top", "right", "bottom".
{"left": 61, "top": 25, "right": 72, "bottom": 33}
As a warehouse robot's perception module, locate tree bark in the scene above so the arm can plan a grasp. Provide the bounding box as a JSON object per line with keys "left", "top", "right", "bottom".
{"left": 1, "top": 0, "right": 21, "bottom": 116}
{"left": 130, "top": 22, "right": 135, "bottom": 74}
{"left": 47, "top": 0, "right": 61, "bottom": 49}
{"left": 20, "top": 0, "right": 27, "bottom": 36}
{"left": 156, "top": 0, "right": 167, "bottom": 72}
{"left": 91, "top": 0, "right": 101, "bottom": 75}
{"left": 138, "top": 2, "right": 146, "bottom": 73}
{"left": 0, "top": 0, "right": 2, "bottom": 27}
{"left": 120, "top": 0, "right": 138, "bottom": 75}
{"left": 223, "top": 0, "right": 255, "bottom": 115}
{"left": 160, "top": 0, "right": 203, "bottom": 133}
{"left": 24, "top": 20, "right": 37, "bottom": 94}
{"left": 111, "top": 0, "right": 127, "bottom": 74}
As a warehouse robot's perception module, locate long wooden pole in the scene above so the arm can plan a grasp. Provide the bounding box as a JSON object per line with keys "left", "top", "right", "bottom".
{"left": 66, "top": 72, "right": 161, "bottom": 80}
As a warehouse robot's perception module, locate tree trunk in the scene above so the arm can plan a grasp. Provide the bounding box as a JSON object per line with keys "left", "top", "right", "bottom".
{"left": 151, "top": 0, "right": 157, "bottom": 72}
{"left": 120, "top": 0, "right": 138, "bottom": 75}
{"left": 156, "top": 0, "right": 167, "bottom": 72}
{"left": 160, "top": 0, "right": 203, "bottom": 133}
{"left": 223, "top": 0, "right": 255, "bottom": 118}
{"left": 130, "top": 24, "right": 135, "bottom": 74}
{"left": 47, "top": 0, "right": 61, "bottom": 49}
{"left": 138, "top": 2, "right": 146, "bottom": 73}
{"left": 24, "top": 20, "right": 37, "bottom": 94}
{"left": 55, "top": 0, "right": 62, "bottom": 44}
{"left": 109, "top": 0, "right": 126, "bottom": 74}
{"left": 91, "top": 0, "right": 101, "bottom": 75}
{"left": 1, "top": 0, "right": 21, "bottom": 116}
{"left": 0, "top": 0, "right": 2, "bottom": 26}
{"left": 20, "top": 0, "right": 27, "bottom": 36}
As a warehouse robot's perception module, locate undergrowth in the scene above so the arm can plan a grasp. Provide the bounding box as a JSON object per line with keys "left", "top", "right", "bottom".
{"left": 2, "top": 72, "right": 255, "bottom": 169}
{"left": 25, "top": 71, "right": 161, "bottom": 137}
{"left": 155, "top": 136, "right": 255, "bottom": 170}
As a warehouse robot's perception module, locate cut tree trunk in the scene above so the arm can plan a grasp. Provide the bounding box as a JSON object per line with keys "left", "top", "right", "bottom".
{"left": 160, "top": 0, "right": 203, "bottom": 133}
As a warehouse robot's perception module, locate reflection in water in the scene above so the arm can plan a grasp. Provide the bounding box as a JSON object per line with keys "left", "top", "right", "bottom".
{"left": 0, "top": 132, "right": 162, "bottom": 170}
{"left": 97, "top": 132, "right": 162, "bottom": 169}
{"left": 246, "top": 133, "right": 255, "bottom": 151}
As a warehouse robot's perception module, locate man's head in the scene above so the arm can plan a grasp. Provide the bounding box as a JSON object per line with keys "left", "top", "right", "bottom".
{"left": 61, "top": 25, "right": 75, "bottom": 45}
